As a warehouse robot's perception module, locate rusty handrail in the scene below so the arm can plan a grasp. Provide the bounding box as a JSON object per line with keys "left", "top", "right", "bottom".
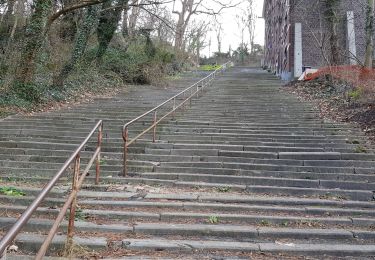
{"left": 122, "top": 62, "right": 231, "bottom": 176}
{"left": 0, "top": 120, "right": 103, "bottom": 259}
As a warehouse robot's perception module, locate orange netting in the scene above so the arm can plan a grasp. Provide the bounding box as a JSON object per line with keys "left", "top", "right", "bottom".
{"left": 305, "top": 65, "right": 375, "bottom": 93}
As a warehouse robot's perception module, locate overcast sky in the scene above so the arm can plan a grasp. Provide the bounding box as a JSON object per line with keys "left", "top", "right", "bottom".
{"left": 203, "top": 0, "right": 265, "bottom": 56}
{"left": 167, "top": 0, "right": 265, "bottom": 57}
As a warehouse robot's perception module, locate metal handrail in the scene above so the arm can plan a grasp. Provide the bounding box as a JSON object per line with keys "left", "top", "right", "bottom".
{"left": 122, "top": 62, "right": 231, "bottom": 176}
{"left": 0, "top": 120, "right": 103, "bottom": 259}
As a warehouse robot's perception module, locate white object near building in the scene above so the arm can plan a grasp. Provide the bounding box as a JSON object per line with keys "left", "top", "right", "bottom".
{"left": 298, "top": 69, "right": 318, "bottom": 81}
{"left": 294, "top": 23, "right": 303, "bottom": 78}
{"left": 346, "top": 11, "right": 357, "bottom": 65}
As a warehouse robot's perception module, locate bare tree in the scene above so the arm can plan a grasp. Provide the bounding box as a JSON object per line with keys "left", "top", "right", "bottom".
{"left": 172, "top": 0, "right": 239, "bottom": 51}
{"left": 215, "top": 22, "right": 222, "bottom": 53}
{"left": 294, "top": 0, "right": 344, "bottom": 67}
{"left": 324, "top": 0, "right": 340, "bottom": 65}
{"left": 173, "top": 0, "right": 197, "bottom": 50}
{"left": 138, "top": 3, "right": 175, "bottom": 44}
{"left": 235, "top": 14, "right": 246, "bottom": 49}
{"left": 128, "top": 0, "right": 142, "bottom": 37}
{"left": 245, "top": 0, "right": 256, "bottom": 54}
{"left": 299, "top": 2, "right": 331, "bottom": 66}
{"left": 186, "top": 20, "right": 208, "bottom": 65}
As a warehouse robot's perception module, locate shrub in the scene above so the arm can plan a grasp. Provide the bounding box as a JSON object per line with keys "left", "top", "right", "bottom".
{"left": 11, "top": 82, "right": 44, "bottom": 104}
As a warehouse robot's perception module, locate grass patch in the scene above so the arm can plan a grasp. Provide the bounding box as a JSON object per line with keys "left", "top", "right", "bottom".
{"left": 208, "top": 216, "right": 219, "bottom": 224}
{"left": 346, "top": 139, "right": 360, "bottom": 144}
{"left": 165, "top": 74, "right": 181, "bottom": 81}
{"left": 354, "top": 146, "right": 367, "bottom": 153}
{"left": 199, "top": 64, "right": 222, "bottom": 71}
{"left": 216, "top": 186, "right": 231, "bottom": 193}
{"left": 348, "top": 89, "right": 362, "bottom": 100}
{"left": 0, "top": 186, "right": 26, "bottom": 197}
{"left": 99, "top": 159, "right": 107, "bottom": 165}
{"left": 63, "top": 239, "right": 90, "bottom": 258}
{"left": 260, "top": 220, "right": 271, "bottom": 226}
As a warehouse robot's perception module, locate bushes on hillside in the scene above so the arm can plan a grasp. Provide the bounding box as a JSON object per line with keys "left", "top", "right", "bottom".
{"left": 0, "top": 34, "right": 184, "bottom": 109}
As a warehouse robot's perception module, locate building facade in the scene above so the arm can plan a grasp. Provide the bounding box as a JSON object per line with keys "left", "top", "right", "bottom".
{"left": 263, "top": 0, "right": 371, "bottom": 81}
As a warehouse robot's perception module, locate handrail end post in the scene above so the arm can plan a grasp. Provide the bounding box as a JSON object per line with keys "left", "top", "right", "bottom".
{"left": 95, "top": 122, "right": 103, "bottom": 185}
{"left": 152, "top": 111, "right": 157, "bottom": 143}
{"left": 67, "top": 154, "right": 80, "bottom": 252}
{"left": 123, "top": 127, "right": 129, "bottom": 177}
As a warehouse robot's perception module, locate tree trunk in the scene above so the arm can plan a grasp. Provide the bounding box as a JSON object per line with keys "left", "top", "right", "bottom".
{"left": 0, "top": 0, "right": 16, "bottom": 53}
{"left": 329, "top": 20, "right": 340, "bottom": 65}
{"left": 53, "top": 6, "right": 98, "bottom": 87}
{"left": 364, "top": 0, "right": 374, "bottom": 68}
{"left": 174, "top": 0, "right": 194, "bottom": 51}
{"left": 128, "top": 0, "right": 141, "bottom": 37}
{"left": 15, "top": 0, "right": 52, "bottom": 84}
{"left": 122, "top": 1, "right": 130, "bottom": 38}
{"left": 325, "top": 0, "right": 340, "bottom": 65}
{"left": 174, "top": 13, "right": 185, "bottom": 50}
{"left": 58, "top": 0, "right": 79, "bottom": 42}
{"left": 96, "top": 0, "right": 127, "bottom": 62}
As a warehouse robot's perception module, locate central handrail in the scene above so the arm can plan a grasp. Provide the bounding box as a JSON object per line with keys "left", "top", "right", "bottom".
{"left": 122, "top": 62, "right": 231, "bottom": 176}
{"left": 0, "top": 120, "right": 103, "bottom": 259}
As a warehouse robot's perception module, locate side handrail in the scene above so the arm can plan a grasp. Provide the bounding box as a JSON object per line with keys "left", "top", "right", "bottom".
{"left": 0, "top": 120, "right": 103, "bottom": 259}
{"left": 122, "top": 62, "right": 231, "bottom": 176}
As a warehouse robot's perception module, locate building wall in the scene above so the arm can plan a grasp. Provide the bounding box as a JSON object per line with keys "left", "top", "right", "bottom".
{"left": 292, "top": 0, "right": 369, "bottom": 67}
{"left": 264, "top": 0, "right": 372, "bottom": 80}
{"left": 348, "top": 0, "right": 368, "bottom": 62}
{"left": 263, "top": 0, "right": 292, "bottom": 80}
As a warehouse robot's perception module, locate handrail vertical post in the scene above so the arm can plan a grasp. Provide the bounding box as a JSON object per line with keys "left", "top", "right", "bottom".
{"left": 190, "top": 88, "right": 193, "bottom": 106}
{"left": 182, "top": 92, "right": 185, "bottom": 110}
{"left": 95, "top": 122, "right": 103, "bottom": 185}
{"left": 0, "top": 121, "right": 104, "bottom": 259}
{"left": 67, "top": 154, "right": 80, "bottom": 250}
{"left": 119, "top": 61, "right": 230, "bottom": 180}
{"left": 152, "top": 110, "right": 157, "bottom": 142}
{"left": 123, "top": 127, "right": 129, "bottom": 177}
{"left": 172, "top": 98, "right": 176, "bottom": 120}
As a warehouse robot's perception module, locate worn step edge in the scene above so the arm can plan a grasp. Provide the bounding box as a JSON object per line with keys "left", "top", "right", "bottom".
{"left": 120, "top": 239, "right": 375, "bottom": 257}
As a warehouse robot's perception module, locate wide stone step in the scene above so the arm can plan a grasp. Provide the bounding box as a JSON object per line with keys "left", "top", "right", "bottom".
{"left": 121, "top": 238, "right": 375, "bottom": 257}
{"left": 151, "top": 166, "right": 375, "bottom": 182}
{"left": 5, "top": 233, "right": 375, "bottom": 257}
{"left": 136, "top": 172, "right": 375, "bottom": 190}
{"left": 3, "top": 187, "right": 375, "bottom": 211}
{"left": 156, "top": 161, "right": 373, "bottom": 174}
{"left": 66, "top": 176, "right": 375, "bottom": 201}
{"left": 2, "top": 217, "right": 375, "bottom": 243}
{"left": 0, "top": 233, "right": 107, "bottom": 254}
{"left": 3, "top": 205, "right": 375, "bottom": 228}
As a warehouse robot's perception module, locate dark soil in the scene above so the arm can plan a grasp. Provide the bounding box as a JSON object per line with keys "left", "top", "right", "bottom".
{"left": 284, "top": 75, "right": 375, "bottom": 143}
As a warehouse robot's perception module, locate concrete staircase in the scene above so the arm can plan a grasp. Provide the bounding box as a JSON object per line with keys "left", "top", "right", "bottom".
{"left": 1, "top": 67, "right": 375, "bottom": 259}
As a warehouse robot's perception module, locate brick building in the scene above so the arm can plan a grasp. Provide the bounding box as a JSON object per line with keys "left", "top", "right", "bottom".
{"left": 262, "top": 0, "right": 371, "bottom": 81}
